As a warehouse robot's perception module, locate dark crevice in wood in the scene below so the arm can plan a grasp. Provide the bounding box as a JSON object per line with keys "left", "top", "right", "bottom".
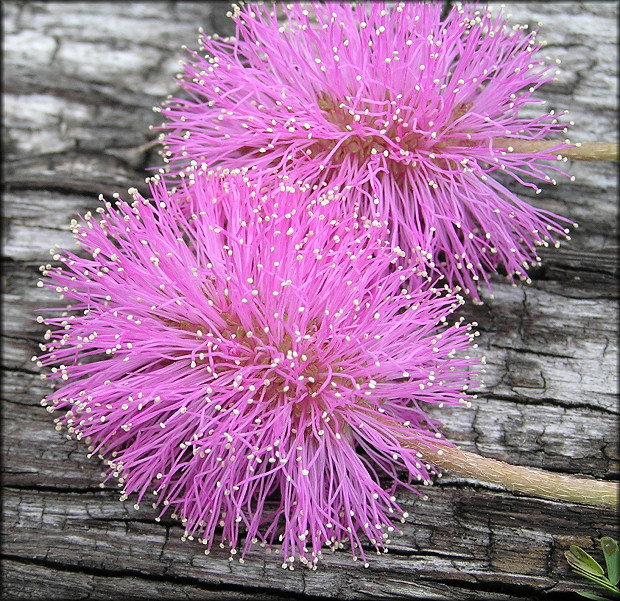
{"left": 2, "top": 334, "right": 42, "bottom": 346}
{"left": 488, "top": 345, "right": 576, "bottom": 360}
{"left": 420, "top": 575, "right": 558, "bottom": 600}
{"left": 452, "top": 389, "right": 618, "bottom": 414}
{"left": 1, "top": 365, "right": 41, "bottom": 377}
{"left": 532, "top": 257, "right": 618, "bottom": 278}
{"left": 2, "top": 484, "right": 117, "bottom": 494}
{"left": 3, "top": 180, "right": 139, "bottom": 198}
{"left": 0, "top": 554, "right": 330, "bottom": 601}
{"left": 3, "top": 77, "right": 158, "bottom": 111}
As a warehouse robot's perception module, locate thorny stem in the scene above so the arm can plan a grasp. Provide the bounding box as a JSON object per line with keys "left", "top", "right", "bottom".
{"left": 493, "top": 139, "right": 618, "bottom": 162}
{"left": 409, "top": 438, "right": 619, "bottom": 509}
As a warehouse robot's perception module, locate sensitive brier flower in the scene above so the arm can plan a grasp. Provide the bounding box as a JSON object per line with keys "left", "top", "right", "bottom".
{"left": 36, "top": 170, "right": 479, "bottom": 567}
{"left": 158, "top": 1, "right": 576, "bottom": 299}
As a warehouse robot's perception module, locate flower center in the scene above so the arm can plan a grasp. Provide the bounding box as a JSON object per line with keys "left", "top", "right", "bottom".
{"left": 312, "top": 93, "right": 475, "bottom": 179}
{"left": 177, "top": 309, "right": 356, "bottom": 419}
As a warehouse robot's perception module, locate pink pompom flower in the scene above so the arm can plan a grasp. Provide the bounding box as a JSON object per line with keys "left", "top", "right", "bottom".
{"left": 37, "top": 170, "right": 478, "bottom": 567}
{"left": 158, "top": 1, "right": 575, "bottom": 298}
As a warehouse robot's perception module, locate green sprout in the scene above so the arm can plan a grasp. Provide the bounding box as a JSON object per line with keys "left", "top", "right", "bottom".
{"left": 565, "top": 537, "right": 620, "bottom": 600}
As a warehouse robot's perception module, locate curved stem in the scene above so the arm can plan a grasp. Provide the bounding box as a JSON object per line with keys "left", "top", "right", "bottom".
{"left": 364, "top": 409, "right": 618, "bottom": 508}
{"left": 493, "top": 138, "right": 618, "bottom": 162}
{"left": 408, "top": 438, "right": 619, "bottom": 509}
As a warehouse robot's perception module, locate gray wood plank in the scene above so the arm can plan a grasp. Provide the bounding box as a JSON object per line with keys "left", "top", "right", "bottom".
{"left": 2, "top": 2, "right": 617, "bottom": 600}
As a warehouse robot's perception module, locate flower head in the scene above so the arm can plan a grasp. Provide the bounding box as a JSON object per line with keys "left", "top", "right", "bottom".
{"left": 158, "top": 1, "right": 575, "bottom": 298}
{"left": 37, "top": 170, "right": 478, "bottom": 567}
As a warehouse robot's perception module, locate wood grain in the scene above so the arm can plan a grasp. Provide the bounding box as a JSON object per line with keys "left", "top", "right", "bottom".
{"left": 2, "top": 2, "right": 618, "bottom": 600}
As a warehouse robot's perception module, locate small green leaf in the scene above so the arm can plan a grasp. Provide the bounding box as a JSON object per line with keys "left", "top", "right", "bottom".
{"left": 569, "top": 565, "right": 606, "bottom": 582}
{"left": 567, "top": 546, "right": 607, "bottom": 578}
{"left": 568, "top": 567, "right": 615, "bottom": 591}
{"left": 594, "top": 581, "right": 620, "bottom": 596}
{"left": 601, "top": 537, "right": 620, "bottom": 587}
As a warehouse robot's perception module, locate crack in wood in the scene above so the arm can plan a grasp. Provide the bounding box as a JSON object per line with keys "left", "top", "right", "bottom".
{"left": 0, "top": 554, "right": 326, "bottom": 601}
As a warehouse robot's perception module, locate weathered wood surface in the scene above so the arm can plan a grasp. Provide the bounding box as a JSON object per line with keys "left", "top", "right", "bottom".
{"left": 2, "top": 2, "right": 618, "bottom": 599}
